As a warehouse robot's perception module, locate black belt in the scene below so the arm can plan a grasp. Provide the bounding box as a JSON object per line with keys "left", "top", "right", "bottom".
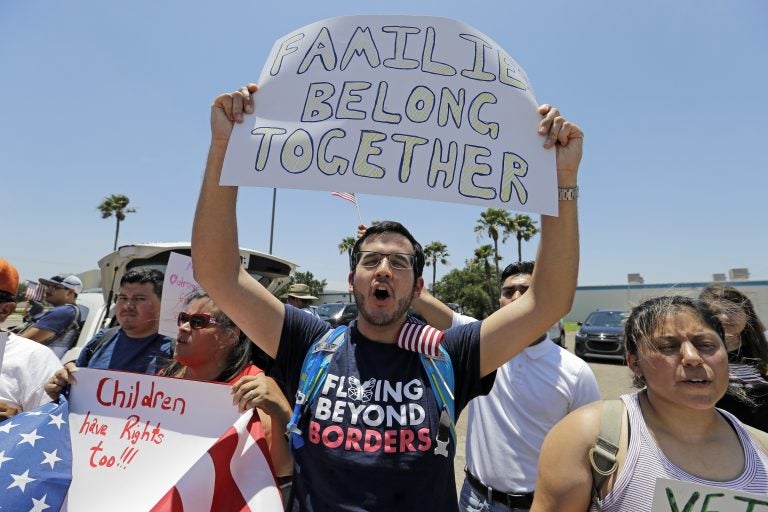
{"left": 464, "top": 468, "right": 534, "bottom": 509}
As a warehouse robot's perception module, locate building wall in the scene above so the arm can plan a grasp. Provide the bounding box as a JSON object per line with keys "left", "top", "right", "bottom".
{"left": 568, "top": 281, "right": 768, "bottom": 323}
{"left": 318, "top": 290, "right": 353, "bottom": 304}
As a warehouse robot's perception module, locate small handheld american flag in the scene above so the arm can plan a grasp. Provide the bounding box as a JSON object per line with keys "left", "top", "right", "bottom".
{"left": 330, "top": 192, "right": 362, "bottom": 225}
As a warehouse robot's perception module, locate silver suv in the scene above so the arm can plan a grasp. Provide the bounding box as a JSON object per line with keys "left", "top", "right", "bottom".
{"left": 316, "top": 302, "right": 358, "bottom": 327}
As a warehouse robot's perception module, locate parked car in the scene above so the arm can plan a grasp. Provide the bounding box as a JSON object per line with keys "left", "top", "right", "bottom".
{"left": 316, "top": 302, "right": 358, "bottom": 327}
{"left": 574, "top": 309, "right": 628, "bottom": 362}
{"left": 548, "top": 319, "right": 566, "bottom": 347}
{"left": 65, "top": 242, "right": 296, "bottom": 363}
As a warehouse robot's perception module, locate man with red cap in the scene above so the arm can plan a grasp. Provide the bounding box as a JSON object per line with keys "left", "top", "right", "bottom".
{"left": 0, "top": 259, "right": 63, "bottom": 421}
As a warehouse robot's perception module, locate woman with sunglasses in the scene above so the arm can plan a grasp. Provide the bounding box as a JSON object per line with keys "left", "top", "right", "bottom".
{"left": 159, "top": 290, "right": 293, "bottom": 505}
{"left": 699, "top": 284, "right": 768, "bottom": 431}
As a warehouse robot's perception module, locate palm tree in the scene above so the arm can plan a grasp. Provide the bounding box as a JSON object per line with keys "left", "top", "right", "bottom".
{"left": 474, "top": 208, "right": 512, "bottom": 277}
{"left": 338, "top": 236, "right": 356, "bottom": 266}
{"left": 504, "top": 214, "right": 539, "bottom": 262}
{"left": 473, "top": 244, "right": 495, "bottom": 305}
{"left": 97, "top": 194, "right": 136, "bottom": 251}
{"left": 423, "top": 241, "right": 449, "bottom": 291}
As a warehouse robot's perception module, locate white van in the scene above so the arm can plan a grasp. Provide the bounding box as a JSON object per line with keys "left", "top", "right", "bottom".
{"left": 65, "top": 242, "right": 296, "bottom": 362}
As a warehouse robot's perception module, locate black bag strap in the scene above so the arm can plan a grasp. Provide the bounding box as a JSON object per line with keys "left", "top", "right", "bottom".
{"left": 63, "top": 304, "right": 84, "bottom": 349}
{"left": 589, "top": 399, "right": 623, "bottom": 511}
{"left": 81, "top": 326, "right": 121, "bottom": 366}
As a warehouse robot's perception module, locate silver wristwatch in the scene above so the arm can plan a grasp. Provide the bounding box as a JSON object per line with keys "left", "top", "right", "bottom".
{"left": 558, "top": 186, "right": 579, "bottom": 201}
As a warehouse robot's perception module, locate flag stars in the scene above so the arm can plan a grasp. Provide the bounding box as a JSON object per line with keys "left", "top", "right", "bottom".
{"left": 0, "top": 450, "right": 12, "bottom": 469}
{"left": 47, "top": 414, "right": 66, "bottom": 429}
{"left": 0, "top": 420, "right": 19, "bottom": 434}
{"left": 18, "top": 429, "right": 44, "bottom": 448}
{"left": 8, "top": 469, "right": 36, "bottom": 492}
{"left": 30, "top": 494, "right": 51, "bottom": 512}
{"left": 41, "top": 449, "right": 61, "bottom": 469}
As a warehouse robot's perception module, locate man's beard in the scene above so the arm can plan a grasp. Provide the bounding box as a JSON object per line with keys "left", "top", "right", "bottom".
{"left": 354, "top": 288, "right": 414, "bottom": 327}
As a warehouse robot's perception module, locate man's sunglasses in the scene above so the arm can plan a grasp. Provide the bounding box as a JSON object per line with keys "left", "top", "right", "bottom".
{"left": 177, "top": 312, "right": 219, "bottom": 329}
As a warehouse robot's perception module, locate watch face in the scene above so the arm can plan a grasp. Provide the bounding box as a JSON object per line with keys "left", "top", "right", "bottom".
{"left": 559, "top": 187, "right": 578, "bottom": 200}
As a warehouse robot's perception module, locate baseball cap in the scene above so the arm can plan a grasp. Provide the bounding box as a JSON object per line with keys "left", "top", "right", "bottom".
{"left": 39, "top": 274, "right": 83, "bottom": 295}
{"left": 0, "top": 259, "right": 19, "bottom": 302}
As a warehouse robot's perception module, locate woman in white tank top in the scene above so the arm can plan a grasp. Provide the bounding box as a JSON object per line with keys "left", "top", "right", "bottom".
{"left": 531, "top": 296, "right": 768, "bottom": 512}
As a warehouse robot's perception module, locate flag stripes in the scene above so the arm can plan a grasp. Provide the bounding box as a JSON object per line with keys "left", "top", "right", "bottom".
{"left": 330, "top": 191, "right": 358, "bottom": 206}
{"left": 150, "top": 410, "right": 282, "bottom": 511}
{"left": 396, "top": 321, "right": 444, "bottom": 358}
{"left": 24, "top": 281, "right": 44, "bottom": 302}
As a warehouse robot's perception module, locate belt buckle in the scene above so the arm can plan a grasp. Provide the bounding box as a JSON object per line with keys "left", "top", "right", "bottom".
{"left": 504, "top": 492, "right": 533, "bottom": 509}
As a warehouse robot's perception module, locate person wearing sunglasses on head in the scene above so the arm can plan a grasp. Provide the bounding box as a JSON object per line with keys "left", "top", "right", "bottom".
{"left": 45, "top": 268, "right": 173, "bottom": 401}
{"left": 159, "top": 290, "right": 294, "bottom": 505}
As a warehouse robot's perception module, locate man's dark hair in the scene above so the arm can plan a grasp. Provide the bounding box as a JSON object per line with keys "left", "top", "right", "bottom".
{"left": 500, "top": 261, "right": 535, "bottom": 284}
{"left": 120, "top": 268, "right": 164, "bottom": 298}
{"left": 350, "top": 221, "right": 425, "bottom": 279}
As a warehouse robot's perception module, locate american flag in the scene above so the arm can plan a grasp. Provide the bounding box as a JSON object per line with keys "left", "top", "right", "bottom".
{"left": 0, "top": 399, "right": 72, "bottom": 512}
{"left": 150, "top": 409, "right": 283, "bottom": 511}
{"left": 397, "top": 319, "right": 444, "bottom": 358}
{"left": 330, "top": 191, "right": 358, "bottom": 206}
{"left": 24, "top": 281, "right": 44, "bottom": 302}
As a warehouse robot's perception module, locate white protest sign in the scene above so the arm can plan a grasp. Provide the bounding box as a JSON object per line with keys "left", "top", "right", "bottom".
{"left": 651, "top": 477, "right": 768, "bottom": 512}
{"left": 63, "top": 368, "right": 280, "bottom": 511}
{"left": 159, "top": 252, "right": 200, "bottom": 337}
{"left": 222, "top": 15, "right": 558, "bottom": 215}
{"left": 0, "top": 331, "right": 7, "bottom": 373}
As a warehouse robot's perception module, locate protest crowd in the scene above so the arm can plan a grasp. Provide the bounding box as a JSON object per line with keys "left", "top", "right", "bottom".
{"left": 3, "top": 16, "right": 768, "bottom": 512}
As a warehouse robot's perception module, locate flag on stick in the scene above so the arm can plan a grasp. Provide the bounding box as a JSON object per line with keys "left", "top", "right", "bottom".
{"left": 330, "top": 191, "right": 358, "bottom": 206}
{"left": 331, "top": 192, "right": 362, "bottom": 225}
{"left": 24, "top": 281, "right": 44, "bottom": 302}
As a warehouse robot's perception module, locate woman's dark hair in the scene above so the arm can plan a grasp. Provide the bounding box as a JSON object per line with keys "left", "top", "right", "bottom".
{"left": 624, "top": 296, "right": 725, "bottom": 384}
{"left": 160, "top": 290, "right": 252, "bottom": 382}
{"left": 699, "top": 284, "right": 768, "bottom": 375}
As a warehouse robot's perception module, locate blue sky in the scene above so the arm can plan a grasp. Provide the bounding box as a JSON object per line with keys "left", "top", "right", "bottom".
{"left": 3, "top": 0, "right": 767, "bottom": 292}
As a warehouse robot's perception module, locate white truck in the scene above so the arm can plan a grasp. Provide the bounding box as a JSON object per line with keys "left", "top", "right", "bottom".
{"left": 65, "top": 242, "right": 296, "bottom": 362}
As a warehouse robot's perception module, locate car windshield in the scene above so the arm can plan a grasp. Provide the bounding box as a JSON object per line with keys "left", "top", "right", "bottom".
{"left": 585, "top": 311, "right": 626, "bottom": 327}
{"left": 316, "top": 303, "right": 345, "bottom": 319}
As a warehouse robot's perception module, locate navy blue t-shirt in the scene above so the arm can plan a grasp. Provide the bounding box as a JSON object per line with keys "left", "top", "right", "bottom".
{"left": 76, "top": 328, "right": 172, "bottom": 374}
{"left": 276, "top": 305, "right": 493, "bottom": 511}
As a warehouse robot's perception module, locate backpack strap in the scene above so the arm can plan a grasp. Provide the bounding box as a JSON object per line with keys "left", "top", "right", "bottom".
{"left": 399, "top": 317, "right": 456, "bottom": 456}
{"left": 80, "top": 326, "right": 121, "bottom": 367}
{"left": 419, "top": 347, "right": 455, "bottom": 457}
{"left": 746, "top": 425, "right": 768, "bottom": 454}
{"left": 589, "top": 399, "right": 623, "bottom": 511}
{"left": 63, "top": 303, "right": 84, "bottom": 350}
{"left": 286, "top": 326, "right": 347, "bottom": 450}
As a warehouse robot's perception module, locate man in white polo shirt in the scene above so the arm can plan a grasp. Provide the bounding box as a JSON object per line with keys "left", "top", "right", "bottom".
{"left": 414, "top": 260, "right": 600, "bottom": 511}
